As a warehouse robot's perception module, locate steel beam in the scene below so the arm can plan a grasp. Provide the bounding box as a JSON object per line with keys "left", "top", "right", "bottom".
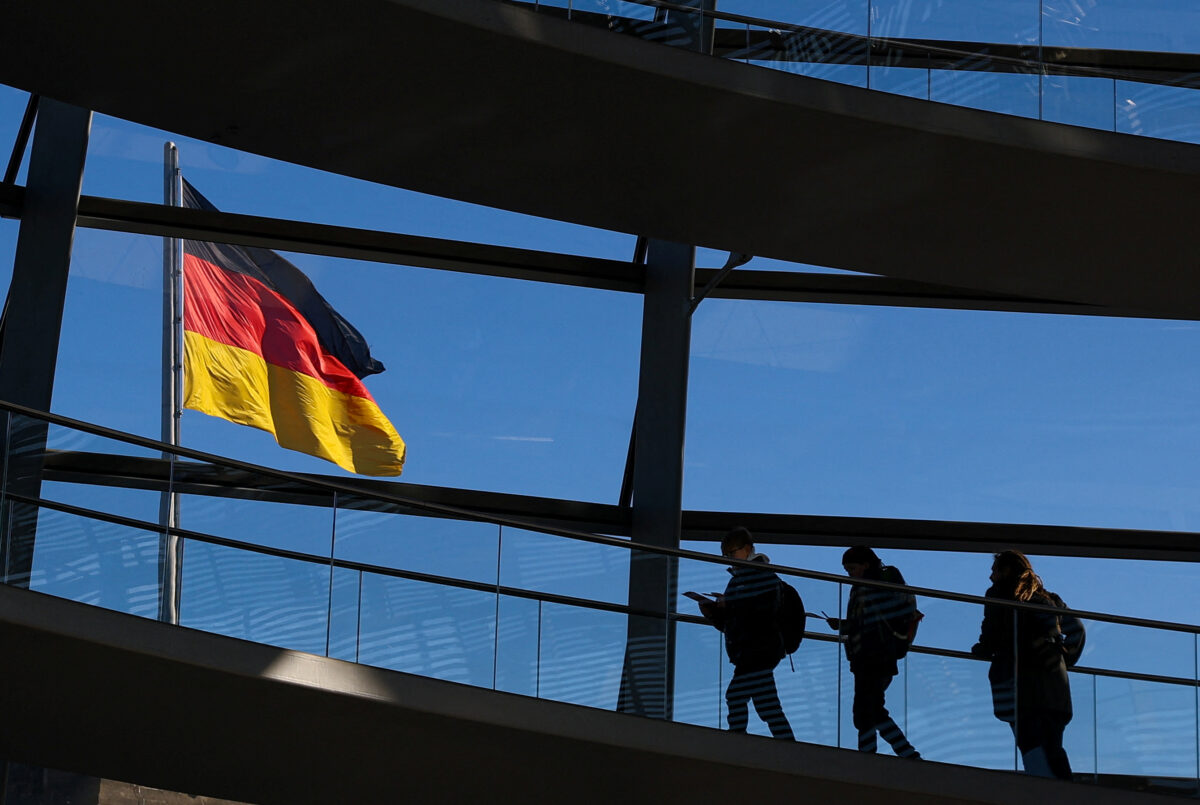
{"left": 617, "top": 240, "right": 694, "bottom": 719}
{"left": 0, "top": 99, "right": 91, "bottom": 586}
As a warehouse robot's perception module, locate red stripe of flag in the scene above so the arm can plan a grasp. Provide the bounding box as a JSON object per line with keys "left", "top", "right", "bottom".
{"left": 183, "top": 254, "right": 372, "bottom": 400}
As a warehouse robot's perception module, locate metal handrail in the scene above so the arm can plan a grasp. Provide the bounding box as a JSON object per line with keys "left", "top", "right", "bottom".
{"left": 2, "top": 399, "right": 1199, "bottom": 635}
{"left": 8, "top": 488, "right": 1199, "bottom": 690}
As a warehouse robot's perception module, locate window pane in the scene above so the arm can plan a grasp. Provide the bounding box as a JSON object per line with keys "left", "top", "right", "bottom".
{"left": 686, "top": 300, "right": 1200, "bottom": 532}
{"left": 53, "top": 228, "right": 641, "bottom": 500}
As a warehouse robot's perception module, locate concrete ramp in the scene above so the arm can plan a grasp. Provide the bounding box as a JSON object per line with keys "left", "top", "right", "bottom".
{"left": 0, "top": 585, "right": 1175, "bottom": 804}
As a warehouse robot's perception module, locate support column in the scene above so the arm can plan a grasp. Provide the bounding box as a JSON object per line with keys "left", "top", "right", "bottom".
{"left": 616, "top": 240, "right": 694, "bottom": 720}
{"left": 0, "top": 99, "right": 91, "bottom": 586}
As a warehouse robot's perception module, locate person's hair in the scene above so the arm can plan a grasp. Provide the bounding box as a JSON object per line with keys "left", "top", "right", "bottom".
{"left": 721, "top": 526, "right": 754, "bottom": 555}
{"left": 842, "top": 546, "right": 882, "bottom": 574}
{"left": 992, "top": 550, "right": 1044, "bottom": 601}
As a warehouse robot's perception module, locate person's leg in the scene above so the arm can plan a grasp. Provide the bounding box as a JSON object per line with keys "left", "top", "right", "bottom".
{"left": 725, "top": 666, "right": 751, "bottom": 733}
{"left": 746, "top": 667, "right": 794, "bottom": 740}
{"left": 852, "top": 669, "right": 884, "bottom": 753}
{"left": 875, "top": 674, "right": 920, "bottom": 759}
{"left": 1043, "top": 715, "right": 1073, "bottom": 781}
{"left": 1014, "top": 711, "right": 1053, "bottom": 778}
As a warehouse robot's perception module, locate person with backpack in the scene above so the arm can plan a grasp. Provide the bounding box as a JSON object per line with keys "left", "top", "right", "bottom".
{"left": 824, "top": 546, "right": 921, "bottom": 759}
{"left": 970, "top": 550, "right": 1073, "bottom": 780}
{"left": 694, "top": 527, "right": 795, "bottom": 740}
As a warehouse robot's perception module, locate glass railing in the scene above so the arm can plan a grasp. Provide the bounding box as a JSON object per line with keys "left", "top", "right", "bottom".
{"left": 0, "top": 402, "right": 1197, "bottom": 794}
{"left": 501, "top": 0, "right": 1200, "bottom": 144}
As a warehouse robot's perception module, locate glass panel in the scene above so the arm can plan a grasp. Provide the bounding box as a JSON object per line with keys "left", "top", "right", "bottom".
{"left": 870, "top": 66, "right": 932, "bottom": 100}
{"left": 674, "top": 619, "right": 725, "bottom": 728}
{"left": 930, "top": 69, "right": 1040, "bottom": 117}
{"left": 327, "top": 566, "right": 362, "bottom": 662}
{"left": 720, "top": 0, "right": 868, "bottom": 32}
{"left": 908, "top": 647, "right": 1015, "bottom": 768}
{"left": 906, "top": 595, "right": 1013, "bottom": 766}
{"left": 499, "top": 527, "right": 628, "bottom": 605}
{"left": 495, "top": 593, "right": 541, "bottom": 695}
{"left": 1116, "top": 81, "right": 1200, "bottom": 145}
{"left": 1042, "top": 75, "right": 1117, "bottom": 130}
{"left": 1081, "top": 619, "right": 1192, "bottom": 682}
{"left": 17, "top": 504, "right": 161, "bottom": 618}
{"left": 1066, "top": 671, "right": 1097, "bottom": 779}
{"left": 871, "top": 0, "right": 1038, "bottom": 45}
{"left": 179, "top": 540, "right": 332, "bottom": 655}
{"left": 1, "top": 419, "right": 163, "bottom": 525}
{"left": 1042, "top": 0, "right": 1200, "bottom": 53}
{"left": 746, "top": 20, "right": 867, "bottom": 86}
{"left": 1096, "top": 676, "right": 1198, "bottom": 786}
{"left": 792, "top": 629, "right": 842, "bottom": 746}
{"left": 335, "top": 509, "right": 499, "bottom": 585}
{"left": 354, "top": 572, "right": 497, "bottom": 687}
{"left": 179, "top": 493, "right": 335, "bottom": 557}
{"left": 536, "top": 602, "right": 627, "bottom": 708}
{"left": 3, "top": 416, "right": 165, "bottom": 525}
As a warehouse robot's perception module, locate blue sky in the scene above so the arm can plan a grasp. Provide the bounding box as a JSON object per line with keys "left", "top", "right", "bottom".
{"left": 2, "top": 0, "right": 1199, "bottom": 769}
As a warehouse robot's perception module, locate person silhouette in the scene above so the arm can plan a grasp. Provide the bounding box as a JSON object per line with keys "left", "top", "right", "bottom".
{"left": 825, "top": 546, "right": 920, "bottom": 759}
{"left": 694, "top": 527, "right": 794, "bottom": 740}
{"left": 971, "top": 550, "right": 1073, "bottom": 780}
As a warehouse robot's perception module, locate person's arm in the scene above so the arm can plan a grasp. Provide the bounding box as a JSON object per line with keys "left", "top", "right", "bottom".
{"left": 723, "top": 567, "right": 779, "bottom": 620}
{"left": 972, "top": 600, "right": 1006, "bottom": 658}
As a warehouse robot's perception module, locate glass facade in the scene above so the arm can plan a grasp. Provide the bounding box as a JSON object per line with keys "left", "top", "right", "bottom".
{"left": 1, "top": 0, "right": 1199, "bottom": 793}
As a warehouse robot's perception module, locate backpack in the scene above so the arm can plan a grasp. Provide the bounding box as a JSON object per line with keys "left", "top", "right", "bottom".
{"left": 1049, "top": 592, "right": 1086, "bottom": 667}
{"left": 881, "top": 565, "right": 923, "bottom": 660}
{"left": 777, "top": 579, "right": 806, "bottom": 655}
{"left": 889, "top": 607, "right": 924, "bottom": 660}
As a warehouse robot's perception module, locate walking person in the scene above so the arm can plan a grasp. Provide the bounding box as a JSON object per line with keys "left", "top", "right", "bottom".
{"left": 971, "top": 550, "right": 1073, "bottom": 780}
{"left": 825, "top": 546, "right": 921, "bottom": 759}
{"left": 692, "top": 527, "right": 794, "bottom": 740}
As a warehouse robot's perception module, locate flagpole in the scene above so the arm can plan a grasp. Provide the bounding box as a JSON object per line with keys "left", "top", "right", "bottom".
{"left": 158, "top": 142, "right": 183, "bottom": 625}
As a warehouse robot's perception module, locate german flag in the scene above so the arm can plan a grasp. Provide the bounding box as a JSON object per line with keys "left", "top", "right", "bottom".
{"left": 181, "top": 180, "right": 405, "bottom": 476}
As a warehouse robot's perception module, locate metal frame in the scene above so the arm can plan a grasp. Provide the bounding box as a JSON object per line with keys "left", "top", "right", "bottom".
{"left": 0, "top": 99, "right": 90, "bottom": 587}
{"left": 0, "top": 191, "right": 1163, "bottom": 318}
{"left": 617, "top": 240, "right": 696, "bottom": 719}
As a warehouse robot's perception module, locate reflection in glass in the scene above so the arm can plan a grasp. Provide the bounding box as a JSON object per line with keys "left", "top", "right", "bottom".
{"left": 1040, "top": 75, "right": 1116, "bottom": 130}
{"left": 335, "top": 508, "right": 500, "bottom": 585}
{"left": 22, "top": 505, "right": 160, "bottom": 618}
{"left": 1095, "top": 676, "right": 1197, "bottom": 781}
{"left": 327, "top": 566, "right": 363, "bottom": 662}
{"left": 674, "top": 620, "right": 724, "bottom": 728}
{"left": 495, "top": 594, "right": 541, "bottom": 696}
{"left": 907, "top": 648, "right": 1015, "bottom": 769}
{"left": 931, "top": 69, "right": 1039, "bottom": 117}
{"left": 1042, "top": 0, "right": 1200, "bottom": 53}
{"left": 500, "top": 527, "right": 628, "bottom": 605}
{"left": 355, "top": 573, "right": 497, "bottom": 687}
{"left": 181, "top": 540, "right": 331, "bottom": 655}
{"left": 537, "top": 602, "right": 627, "bottom": 708}
{"left": 181, "top": 493, "right": 335, "bottom": 557}
{"left": 1117, "top": 81, "right": 1200, "bottom": 145}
